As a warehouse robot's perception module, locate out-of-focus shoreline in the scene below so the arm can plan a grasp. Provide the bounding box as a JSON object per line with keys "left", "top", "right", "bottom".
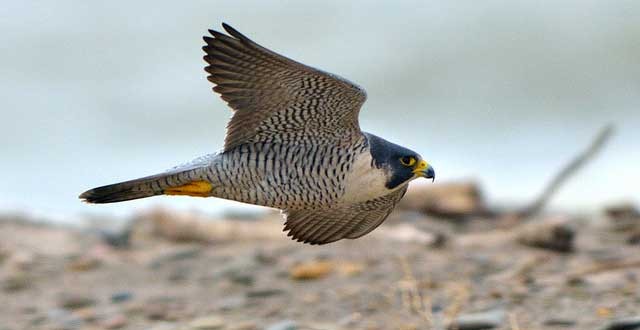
{"left": 1, "top": 182, "right": 639, "bottom": 330}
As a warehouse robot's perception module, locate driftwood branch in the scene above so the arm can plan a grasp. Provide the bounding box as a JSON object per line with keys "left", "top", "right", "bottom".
{"left": 517, "top": 124, "right": 615, "bottom": 219}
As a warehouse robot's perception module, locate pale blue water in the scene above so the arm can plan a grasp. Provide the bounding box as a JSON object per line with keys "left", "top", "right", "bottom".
{"left": 1, "top": 1, "right": 639, "bottom": 223}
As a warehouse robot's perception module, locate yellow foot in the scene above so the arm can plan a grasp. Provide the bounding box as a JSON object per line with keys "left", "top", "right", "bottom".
{"left": 164, "top": 180, "right": 212, "bottom": 197}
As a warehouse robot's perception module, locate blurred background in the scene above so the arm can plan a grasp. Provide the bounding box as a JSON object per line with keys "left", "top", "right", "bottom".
{"left": 3, "top": 2, "right": 640, "bottom": 330}
{"left": 1, "top": 1, "right": 638, "bottom": 221}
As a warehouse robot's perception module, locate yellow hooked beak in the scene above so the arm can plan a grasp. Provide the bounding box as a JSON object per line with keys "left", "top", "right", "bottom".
{"left": 412, "top": 159, "right": 435, "bottom": 182}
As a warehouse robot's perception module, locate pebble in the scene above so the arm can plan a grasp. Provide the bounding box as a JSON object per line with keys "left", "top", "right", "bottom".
{"left": 2, "top": 271, "right": 30, "bottom": 292}
{"left": 544, "top": 318, "right": 576, "bottom": 327}
{"left": 67, "top": 255, "right": 101, "bottom": 272}
{"left": 266, "top": 320, "right": 298, "bottom": 330}
{"left": 253, "top": 249, "right": 278, "bottom": 265}
{"left": 0, "top": 246, "right": 8, "bottom": 263}
{"left": 217, "top": 295, "right": 247, "bottom": 311}
{"left": 602, "top": 317, "right": 640, "bottom": 330}
{"left": 148, "top": 322, "right": 180, "bottom": 330}
{"left": 102, "top": 314, "right": 128, "bottom": 329}
{"left": 398, "top": 181, "right": 486, "bottom": 218}
{"left": 228, "top": 272, "right": 254, "bottom": 286}
{"left": 448, "top": 309, "right": 505, "bottom": 330}
{"left": 382, "top": 224, "right": 437, "bottom": 245}
{"left": 188, "top": 315, "right": 226, "bottom": 330}
{"left": 289, "top": 261, "right": 333, "bottom": 280}
{"left": 516, "top": 218, "right": 575, "bottom": 252}
{"left": 58, "top": 292, "right": 96, "bottom": 309}
{"left": 246, "top": 288, "right": 286, "bottom": 299}
{"left": 218, "top": 257, "right": 259, "bottom": 286}
{"left": 143, "top": 296, "right": 184, "bottom": 321}
{"left": 229, "top": 321, "right": 258, "bottom": 330}
{"left": 168, "top": 267, "right": 190, "bottom": 282}
{"left": 47, "top": 308, "right": 85, "bottom": 330}
{"left": 111, "top": 291, "right": 133, "bottom": 303}
{"left": 73, "top": 307, "right": 98, "bottom": 322}
{"left": 99, "top": 227, "right": 132, "bottom": 248}
{"left": 8, "top": 251, "right": 36, "bottom": 271}
{"left": 145, "top": 302, "right": 170, "bottom": 320}
{"left": 149, "top": 247, "right": 201, "bottom": 269}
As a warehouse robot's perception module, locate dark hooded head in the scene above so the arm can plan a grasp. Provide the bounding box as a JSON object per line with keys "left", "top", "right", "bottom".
{"left": 364, "top": 133, "right": 435, "bottom": 190}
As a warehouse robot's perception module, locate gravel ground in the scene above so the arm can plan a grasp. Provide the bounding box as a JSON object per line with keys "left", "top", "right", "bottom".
{"left": 1, "top": 208, "right": 640, "bottom": 330}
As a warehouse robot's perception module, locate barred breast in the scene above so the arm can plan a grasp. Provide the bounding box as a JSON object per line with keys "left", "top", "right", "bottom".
{"left": 203, "top": 138, "right": 369, "bottom": 210}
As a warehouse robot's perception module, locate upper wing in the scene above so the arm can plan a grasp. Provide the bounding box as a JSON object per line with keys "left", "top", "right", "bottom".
{"left": 203, "top": 23, "right": 367, "bottom": 151}
{"left": 282, "top": 185, "right": 408, "bottom": 245}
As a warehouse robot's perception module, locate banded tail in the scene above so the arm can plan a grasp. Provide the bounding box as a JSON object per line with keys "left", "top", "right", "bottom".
{"left": 79, "top": 167, "right": 213, "bottom": 204}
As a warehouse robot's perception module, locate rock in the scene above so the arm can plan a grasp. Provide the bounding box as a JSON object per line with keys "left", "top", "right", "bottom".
{"left": 7, "top": 251, "right": 36, "bottom": 271}
{"left": 2, "top": 271, "right": 30, "bottom": 292}
{"left": 47, "top": 308, "right": 84, "bottom": 330}
{"left": 516, "top": 217, "right": 575, "bottom": 252}
{"left": 111, "top": 291, "right": 133, "bottom": 303}
{"left": 337, "top": 261, "right": 365, "bottom": 277}
{"left": 289, "top": 261, "right": 333, "bottom": 280}
{"left": 130, "top": 208, "right": 282, "bottom": 244}
{"left": 102, "top": 314, "right": 128, "bottom": 329}
{"left": 57, "top": 293, "right": 96, "bottom": 310}
{"left": 227, "top": 272, "right": 254, "bottom": 286}
{"left": 188, "top": 315, "right": 226, "bottom": 330}
{"left": 143, "top": 296, "right": 183, "bottom": 321}
{"left": 605, "top": 203, "right": 640, "bottom": 230}
{"left": 253, "top": 249, "right": 278, "bottom": 265}
{"left": 0, "top": 245, "right": 9, "bottom": 264}
{"left": 266, "top": 320, "right": 298, "bottom": 330}
{"left": 218, "top": 257, "right": 259, "bottom": 286}
{"left": 73, "top": 307, "right": 98, "bottom": 322}
{"left": 144, "top": 302, "right": 169, "bottom": 321}
{"left": 168, "top": 267, "right": 190, "bottom": 282}
{"left": 448, "top": 309, "right": 505, "bottom": 330}
{"left": 606, "top": 202, "right": 640, "bottom": 217}
{"left": 398, "top": 181, "right": 486, "bottom": 218}
{"left": 601, "top": 317, "right": 640, "bottom": 330}
{"left": 544, "top": 318, "right": 576, "bottom": 327}
{"left": 229, "top": 322, "right": 258, "bottom": 330}
{"left": 217, "top": 295, "right": 247, "bottom": 311}
{"left": 149, "top": 247, "right": 201, "bottom": 269}
{"left": 306, "top": 323, "right": 341, "bottom": 330}
{"left": 99, "top": 227, "right": 132, "bottom": 248}
{"left": 149, "top": 322, "right": 180, "bottom": 330}
{"left": 67, "top": 255, "right": 101, "bottom": 272}
{"left": 246, "top": 288, "right": 286, "bottom": 298}
{"left": 381, "top": 224, "right": 437, "bottom": 245}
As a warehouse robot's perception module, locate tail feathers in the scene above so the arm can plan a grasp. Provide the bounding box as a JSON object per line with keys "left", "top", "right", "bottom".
{"left": 79, "top": 175, "right": 166, "bottom": 204}
{"left": 79, "top": 170, "right": 214, "bottom": 204}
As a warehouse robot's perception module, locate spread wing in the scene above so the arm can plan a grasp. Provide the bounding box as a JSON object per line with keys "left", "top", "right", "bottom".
{"left": 203, "top": 23, "right": 368, "bottom": 151}
{"left": 282, "top": 186, "right": 408, "bottom": 245}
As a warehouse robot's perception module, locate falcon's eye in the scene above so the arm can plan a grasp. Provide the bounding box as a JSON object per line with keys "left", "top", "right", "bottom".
{"left": 399, "top": 156, "right": 416, "bottom": 167}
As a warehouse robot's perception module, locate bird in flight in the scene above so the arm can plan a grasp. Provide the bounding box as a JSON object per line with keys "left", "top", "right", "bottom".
{"left": 80, "top": 23, "right": 435, "bottom": 245}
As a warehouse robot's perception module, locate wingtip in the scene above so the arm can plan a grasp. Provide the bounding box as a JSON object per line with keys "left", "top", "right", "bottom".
{"left": 221, "top": 22, "right": 249, "bottom": 41}
{"left": 78, "top": 190, "right": 95, "bottom": 204}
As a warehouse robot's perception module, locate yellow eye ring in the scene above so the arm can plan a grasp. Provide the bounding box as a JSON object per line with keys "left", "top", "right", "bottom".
{"left": 399, "top": 156, "right": 416, "bottom": 167}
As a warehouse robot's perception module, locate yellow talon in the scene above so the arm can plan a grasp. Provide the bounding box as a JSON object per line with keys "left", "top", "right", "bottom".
{"left": 164, "top": 180, "right": 212, "bottom": 197}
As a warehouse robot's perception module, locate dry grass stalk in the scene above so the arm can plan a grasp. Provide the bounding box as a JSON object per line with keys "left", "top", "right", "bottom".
{"left": 443, "top": 281, "right": 471, "bottom": 329}
{"left": 509, "top": 312, "right": 521, "bottom": 330}
{"left": 396, "top": 256, "right": 434, "bottom": 328}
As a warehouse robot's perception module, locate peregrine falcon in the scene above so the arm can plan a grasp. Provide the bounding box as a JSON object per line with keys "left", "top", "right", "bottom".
{"left": 80, "top": 23, "right": 435, "bottom": 245}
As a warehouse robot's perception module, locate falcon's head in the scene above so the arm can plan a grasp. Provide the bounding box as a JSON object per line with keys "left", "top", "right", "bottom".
{"left": 364, "top": 133, "right": 435, "bottom": 190}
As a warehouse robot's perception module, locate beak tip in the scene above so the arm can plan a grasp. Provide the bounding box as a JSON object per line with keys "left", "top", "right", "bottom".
{"left": 425, "top": 165, "right": 435, "bottom": 182}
